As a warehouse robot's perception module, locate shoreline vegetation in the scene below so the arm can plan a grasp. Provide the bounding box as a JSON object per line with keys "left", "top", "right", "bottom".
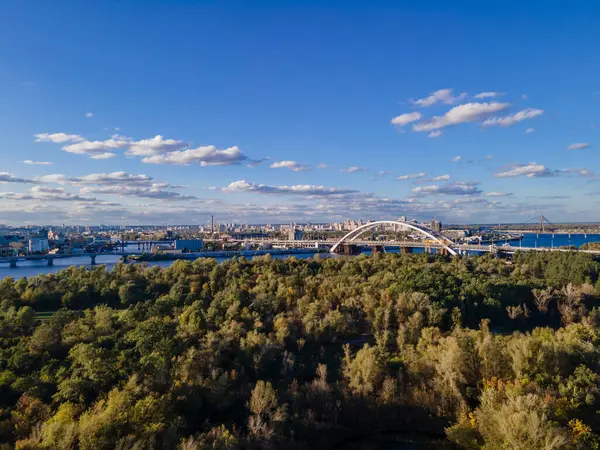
{"left": 1, "top": 252, "right": 600, "bottom": 448}
{"left": 125, "top": 248, "right": 326, "bottom": 262}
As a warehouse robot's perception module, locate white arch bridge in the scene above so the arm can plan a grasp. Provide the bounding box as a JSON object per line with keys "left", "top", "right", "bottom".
{"left": 329, "top": 220, "right": 458, "bottom": 255}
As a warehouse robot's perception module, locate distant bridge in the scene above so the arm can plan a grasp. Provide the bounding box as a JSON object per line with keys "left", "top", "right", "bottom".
{"left": 232, "top": 218, "right": 600, "bottom": 256}
{"left": 0, "top": 251, "right": 144, "bottom": 268}
{"left": 234, "top": 239, "right": 600, "bottom": 255}
{"left": 329, "top": 220, "right": 457, "bottom": 255}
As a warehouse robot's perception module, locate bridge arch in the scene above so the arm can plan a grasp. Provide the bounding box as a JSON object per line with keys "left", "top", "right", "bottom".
{"left": 329, "top": 220, "right": 457, "bottom": 256}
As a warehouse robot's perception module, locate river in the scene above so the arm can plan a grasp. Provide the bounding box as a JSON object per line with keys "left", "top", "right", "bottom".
{"left": 2, "top": 233, "right": 600, "bottom": 279}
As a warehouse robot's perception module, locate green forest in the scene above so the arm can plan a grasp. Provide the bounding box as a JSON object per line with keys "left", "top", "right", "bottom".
{"left": 1, "top": 251, "right": 600, "bottom": 449}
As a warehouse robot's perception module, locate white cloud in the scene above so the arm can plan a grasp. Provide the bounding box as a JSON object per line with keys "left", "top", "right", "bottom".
{"left": 411, "top": 181, "right": 482, "bottom": 196}
{"left": 526, "top": 128, "right": 535, "bottom": 133}
{"left": 142, "top": 146, "right": 247, "bottom": 166}
{"left": 317, "top": 163, "right": 330, "bottom": 169}
{"left": 568, "top": 143, "right": 591, "bottom": 150}
{"left": 62, "top": 137, "right": 130, "bottom": 155}
{"left": 0, "top": 192, "right": 34, "bottom": 200}
{"left": 340, "top": 166, "right": 366, "bottom": 173}
{"left": 126, "top": 135, "right": 187, "bottom": 157}
{"left": 80, "top": 185, "right": 196, "bottom": 201}
{"left": 451, "top": 156, "right": 462, "bottom": 162}
{"left": 482, "top": 108, "right": 544, "bottom": 127}
{"left": 376, "top": 171, "right": 391, "bottom": 176}
{"left": 37, "top": 171, "right": 160, "bottom": 188}
{"left": 29, "top": 186, "right": 103, "bottom": 202}
{"left": 90, "top": 152, "right": 116, "bottom": 159}
{"left": 574, "top": 168, "right": 593, "bottom": 177}
{"left": 474, "top": 92, "right": 504, "bottom": 99}
{"left": 34, "top": 133, "right": 84, "bottom": 144}
{"left": 0, "top": 172, "right": 37, "bottom": 184}
{"left": 428, "top": 130, "right": 442, "bottom": 138}
{"left": 432, "top": 174, "right": 451, "bottom": 181}
{"left": 397, "top": 172, "right": 426, "bottom": 180}
{"left": 485, "top": 192, "right": 512, "bottom": 197}
{"left": 35, "top": 132, "right": 249, "bottom": 165}
{"left": 269, "top": 160, "right": 310, "bottom": 172}
{"left": 495, "top": 162, "right": 556, "bottom": 178}
{"left": 85, "top": 112, "right": 94, "bottom": 118}
{"left": 411, "top": 89, "right": 467, "bottom": 107}
{"left": 391, "top": 112, "right": 422, "bottom": 126}
{"left": 413, "top": 102, "right": 510, "bottom": 132}
{"left": 223, "top": 180, "right": 359, "bottom": 196}
{"left": 22, "top": 160, "right": 52, "bottom": 165}
{"left": 0, "top": 186, "right": 113, "bottom": 203}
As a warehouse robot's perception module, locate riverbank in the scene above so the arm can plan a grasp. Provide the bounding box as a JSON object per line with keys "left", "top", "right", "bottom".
{"left": 2, "top": 233, "right": 600, "bottom": 279}
{"left": 128, "top": 247, "right": 327, "bottom": 261}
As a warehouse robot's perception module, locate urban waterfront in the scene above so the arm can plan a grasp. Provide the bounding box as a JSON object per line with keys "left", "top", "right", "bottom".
{"left": 2, "top": 233, "right": 600, "bottom": 279}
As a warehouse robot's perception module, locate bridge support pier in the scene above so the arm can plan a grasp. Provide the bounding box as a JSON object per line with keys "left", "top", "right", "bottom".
{"left": 122, "top": 255, "right": 128, "bottom": 263}
{"left": 335, "top": 244, "right": 361, "bottom": 255}
{"left": 90, "top": 255, "right": 96, "bottom": 265}
{"left": 47, "top": 258, "right": 54, "bottom": 266}
{"left": 371, "top": 245, "right": 385, "bottom": 254}
{"left": 400, "top": 246, "right": 413, "bottom": 255}
{"left": 9, "top": 260, "right": 17, "bottom": 268}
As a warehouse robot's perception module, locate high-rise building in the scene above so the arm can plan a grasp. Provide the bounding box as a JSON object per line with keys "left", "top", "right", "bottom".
{"left": 431, "top": 219, "right": 442, "bottom": 232}
{"left": 288, "top": 229, "right": 303, "bottom": 240}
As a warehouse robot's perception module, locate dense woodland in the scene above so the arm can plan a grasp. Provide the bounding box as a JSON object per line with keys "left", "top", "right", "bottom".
{"left": 1, "top": 252, "right": 600, "bottom": 448}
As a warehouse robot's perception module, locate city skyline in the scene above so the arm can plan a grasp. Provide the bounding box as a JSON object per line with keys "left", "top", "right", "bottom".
{"left": 1, "top": 1, "right": 599, "bottom": 225}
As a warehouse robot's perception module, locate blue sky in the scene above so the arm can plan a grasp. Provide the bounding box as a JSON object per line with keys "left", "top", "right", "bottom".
{"left": 0, "top": 1, "right": 599, "bottom": 225}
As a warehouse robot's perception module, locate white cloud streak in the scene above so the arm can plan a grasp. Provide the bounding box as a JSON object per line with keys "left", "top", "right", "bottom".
{"left": 269, "top": 160, "right": 310, "bottom": 172}
{"left": 35, "top": 132, "right": 250, "bottom": 166}
{"left": 22, "top": 160, "right": 52, "bottom": 165}
{"left": 413, "top": 102, "right": 510, "bottom": 132}
{"left": 223, "top": 180, "right": 359, "bottom": 196}
{"left": 79, "top": 185, "right": 196, "bottom": 200}
{"left": 37, "top": 171, "right": 164, "bottom": 188}
{"left": 142, "top": 146, "right": 247, "bottom": 166}
{"left": 482, "top": 108, "right": 544, "bottom": 127}
{"left": 340, "top": 166, "right": 366, "bottom": 173}
{"left": 474, "top": 92, "right": 504, "bottom": 99}
{"left": 397, "top": 173, "right": 426, "bottom": 180}
{"left": 568, "top": 143, "right": 591, "bottom": 150}
{"left": 495, "top": 162, "right": 556, "bottom": 178}
{"left": 0, "top": 173, "right": 38, "bottom": 184}
{"left": 391, "top": 112, "right": 422, "bottom": 126}
{"left": 411, "top": 89, "right": 467, "bottom": 107}
{"left": 90, "top": 152, "right": 116, "bottom": 159}
{"left": 411, "top": 181, "right": 482, "bottom": 196}
{"left": 34, "top": 133, "right": 84, "bottom": 144}
{"left": 62, "top": 137, "right": 130, "bottom": 156}
{"left": 126, "top": 135, "right": 187, "bottom": 157}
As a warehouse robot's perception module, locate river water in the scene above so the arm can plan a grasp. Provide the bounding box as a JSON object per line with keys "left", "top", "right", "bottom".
{"left": 2, "top": 233, "right": 600, "bottom": 279}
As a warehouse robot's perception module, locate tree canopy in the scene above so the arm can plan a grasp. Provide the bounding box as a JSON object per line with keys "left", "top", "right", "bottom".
{"left": 0, "top": 251, "right": 600, "bottom": 448}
